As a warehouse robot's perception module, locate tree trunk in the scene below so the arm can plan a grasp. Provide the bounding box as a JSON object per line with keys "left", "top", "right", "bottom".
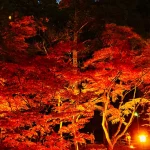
{"left": 74, "top": 141, "right": 79, "bottom": 150}
{"left": 58, "top": 96, "right": 63, "bottom": 150}
{"left": 73, "top": 49, "right": 77, "bottom": 68}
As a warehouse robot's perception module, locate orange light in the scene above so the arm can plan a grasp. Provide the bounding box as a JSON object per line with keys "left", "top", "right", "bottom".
{"left": 139, "top": 135, "right": 146, "bottom": 143}
{"left": 129, "top": 145, "right": 135, "bottom": 149}
{"left": 8, "top": 16, "right": 12, "bottom": 20}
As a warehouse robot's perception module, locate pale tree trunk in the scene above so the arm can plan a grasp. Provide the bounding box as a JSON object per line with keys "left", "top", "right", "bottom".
{"left": 72, "top": 115, "right": 79, "bottom": 150}
{"left": 73, "top": 49, "right": 78, "bottom": 68}
{"left": 58, "top": 95, "right": 63, "bottom": 150}
{"left": 102, "top": 119, "right": 114, "bottom": 150}
{"left": 102, "top": 95, "right": 114, "bottom": 150}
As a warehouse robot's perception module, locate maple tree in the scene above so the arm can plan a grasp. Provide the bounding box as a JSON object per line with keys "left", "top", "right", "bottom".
{"left": 3, "top": 16, "right": 37, "bottom": 51}
{"left": 139, "top": 40, "right": 150, "bottom": 127}
{"left": 0, "top": 16, "right": 65, "bottom": 150}
{"left": 0, "top": 56, "right": 95, "bottom": 150}
{"left": 0, "top": 22, "right": 94, "bottom": 149}
{"left": 59, "top": 0, "right": 98, "bottom": 68}
{"left": 0, "top": 10, "right": 150, "bottom": 150}
{"left": 82, "top": 23, "right": 150, "bottom": 150}
{"left": 0, "top": 56, "right": 69, "bottom": 150}
{"left": 0, "top": 15, "right": 46, "bottom": 61}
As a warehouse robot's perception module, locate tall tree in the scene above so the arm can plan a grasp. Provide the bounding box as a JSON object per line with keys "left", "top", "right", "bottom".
{"left": 59, "top": 0, "right": 99, "bottom": 68}
{"left": 83, "top": 24, "right": 150, "bottom": 150}
{"left": 0, "top": 39, "right": 72, "bottom": 149}
{"left": 0, "top": 35, "right": 95, "bottom": 150}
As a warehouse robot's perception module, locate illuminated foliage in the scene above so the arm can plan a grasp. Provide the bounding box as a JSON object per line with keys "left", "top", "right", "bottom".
{"left": 0, "top": 12, "right": 150, "bottom": 150}
{"left": 83, "top": 24, "right": 150, "bottom": 150}
{"left": 0, "top": 19, "right": 94, "bottom": 149}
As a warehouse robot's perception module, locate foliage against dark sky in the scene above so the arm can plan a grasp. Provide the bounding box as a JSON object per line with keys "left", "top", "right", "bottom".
{"left": 0, "top": 1, "right": 150, "bottom": 150}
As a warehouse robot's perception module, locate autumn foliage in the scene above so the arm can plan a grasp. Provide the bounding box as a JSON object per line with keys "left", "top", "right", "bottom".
{"left": 0, "top": 16, "right": 150, "bottom": 150}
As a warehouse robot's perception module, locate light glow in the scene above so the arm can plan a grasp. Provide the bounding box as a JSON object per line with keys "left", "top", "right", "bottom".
{"left": 8, "top": 16, "right": 12, "bottom": 20}
{"left": 134, "top": 112, "right": 138, "bottom": 117}
{"left": 129, "top": 145, "right": 135, "bottom": 149}
{"left": 139, "top": 135, "right": 146, "bottom": 143}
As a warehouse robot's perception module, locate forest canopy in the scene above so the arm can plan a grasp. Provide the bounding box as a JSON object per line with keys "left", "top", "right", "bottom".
{"left": 0, "top": 1, "right": 150, "bottom": 150}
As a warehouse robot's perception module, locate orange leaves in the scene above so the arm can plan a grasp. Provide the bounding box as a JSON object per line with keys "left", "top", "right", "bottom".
{"left": 53, "top": 41, "right": 72, "bottom": 54}
{"left": 111, "top": 84, "right": 130, "bottom": 102}
{"left": 0, "top": 20, "right": 149, "bottom": 150}
{"left": 83, "top": 37, "right": 143, "bottom": 94}
{"left": 3, "top": 16, "right": 37, "bottom": 51}
{"left": 102, "top": 23, "right": 142, "bottom": 49}
{"left": 23, "top": 130, "right": 38, "bottom": 138}
{"left": 59, "top": 126, "right": 69, "bottom": 133}
{"left": 12, "top": 16, "right": 35, "bottom": 26}
{"left": 106, "top": 106, "right": 120, "bottom": 120}
{"left": 84, "top": 47, "right": 112, "bottom": 68}
{"left": 45, "top": 133, "right": 70, "bottom": 150}
{"left": 74, "top": 136, "right": 86, "bottom": 144}
{"left": 74, "top": 133, "right": 94, "bottom": 144}
{"left": 3, "top": 136, "right": 20, "bottom": 148}
{"left": 2, "top": 15, "right": 47, "bottom": 52}
{"left": 0, "top": 78, "right": 5, "bottom": 86}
